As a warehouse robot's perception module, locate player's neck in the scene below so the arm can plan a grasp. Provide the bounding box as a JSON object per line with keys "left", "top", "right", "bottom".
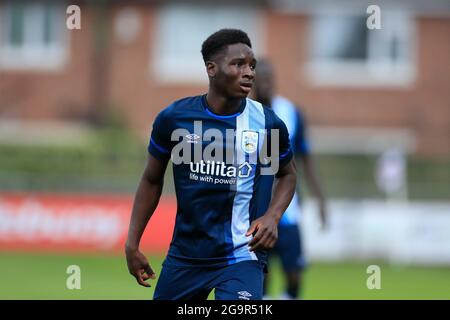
{"left": 205, "top": 92, "right": 243, "bottom": 115}
{"left": 257, "top": 96, "right": 272, "bottom": 108}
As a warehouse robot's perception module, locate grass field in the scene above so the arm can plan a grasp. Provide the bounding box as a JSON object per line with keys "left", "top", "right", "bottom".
{"left": 1, "top": 252, "right": 449, "bottom": 300}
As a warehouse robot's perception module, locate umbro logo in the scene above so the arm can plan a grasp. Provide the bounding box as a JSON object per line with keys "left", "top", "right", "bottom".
{"left": 185, "top": 133, "right": 200, "bottom": 144}
{"left": 237, "top": 291, "right": 252, "bottom": 300}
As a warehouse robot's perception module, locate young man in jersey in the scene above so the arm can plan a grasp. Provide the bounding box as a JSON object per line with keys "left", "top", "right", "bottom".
{"left": 253, "top": 59, "right": 328, "bottom": 299}
{"left": 125, "top": 29, "right": 297, "bottom": 300}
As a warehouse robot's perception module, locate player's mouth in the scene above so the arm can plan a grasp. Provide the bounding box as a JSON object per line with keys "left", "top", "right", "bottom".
{"left": 239, "top": 82, "right": 253, "bottom": 93}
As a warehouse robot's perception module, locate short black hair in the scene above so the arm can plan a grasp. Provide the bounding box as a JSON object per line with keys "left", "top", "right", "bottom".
{"left": 201, "top": 28, "right": 252, "bottom": 63}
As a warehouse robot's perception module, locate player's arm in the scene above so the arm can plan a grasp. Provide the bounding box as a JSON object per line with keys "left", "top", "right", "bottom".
{"left": 125, "top": 154, "right": 169, "bottom": 287}
{"left": 300, "top": 154, "right": 327, "bottom": 230}
{"left": 247, "top": 159, "right": 297, "bottom": 251}
{"left": 295, "top": 110, "right": 328, "bottom": 230}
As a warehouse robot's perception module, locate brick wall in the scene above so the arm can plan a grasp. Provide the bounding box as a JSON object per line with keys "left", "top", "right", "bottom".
{"left": 0, "top": 3, "right": 448, "bottom": 155}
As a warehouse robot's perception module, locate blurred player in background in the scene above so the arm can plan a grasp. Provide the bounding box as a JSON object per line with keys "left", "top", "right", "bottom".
{"left": 125, "top": 30, "right": 297, "bottom": 300}
{"left": 253, "top": 59, "right": 328, "bottom": 300}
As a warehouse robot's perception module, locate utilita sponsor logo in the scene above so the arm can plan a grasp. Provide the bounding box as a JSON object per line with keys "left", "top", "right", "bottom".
{"left": 0, "top": 199, "right": 124, "bottom": 248}
{"left": 189, "top": 160, "right": 252, "bottom": 178}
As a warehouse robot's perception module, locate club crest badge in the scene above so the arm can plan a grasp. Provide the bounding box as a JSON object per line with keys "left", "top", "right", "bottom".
{"left": 242, "top": 130, "right": 259, "bottom": 154}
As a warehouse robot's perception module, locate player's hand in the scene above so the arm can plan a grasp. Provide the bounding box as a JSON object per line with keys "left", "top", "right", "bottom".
{"left": 125, "top": 246, "right": 156, "bottom": 287}
{"left": 246, "top": 214, "right": 278, "bottom": 251}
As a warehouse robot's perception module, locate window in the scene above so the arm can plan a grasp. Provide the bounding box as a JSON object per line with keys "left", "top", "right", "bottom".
{"left": 307, "top": 9, "right": 416, "bottom": 87}
{"left": 152, "top": 3, "right": 264, "bottom": 83}
{"left": 0, "top": 2, "right": 69, "bottom": 71}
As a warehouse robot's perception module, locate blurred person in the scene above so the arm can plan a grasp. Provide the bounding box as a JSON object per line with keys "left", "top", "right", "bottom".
{"left": 125, "top": 29, "right": 297, "bottom": 300}
{"left": 253, "top": 59, "right": 328, "bottom": 300}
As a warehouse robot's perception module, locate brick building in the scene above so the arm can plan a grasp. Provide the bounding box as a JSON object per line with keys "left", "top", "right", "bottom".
{"left": 0, "top": 0, "right": 449, "bottom": 155}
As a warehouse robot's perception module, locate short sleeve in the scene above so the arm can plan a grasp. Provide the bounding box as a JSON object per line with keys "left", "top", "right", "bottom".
{"left": 147, "top": 108, "right": 172, "bottom": 161}
{"left": 293, "top": 109, "right": 311, "bottom": 156}
{"left": 273, "top": 114, "right": 293, "bottom": 169}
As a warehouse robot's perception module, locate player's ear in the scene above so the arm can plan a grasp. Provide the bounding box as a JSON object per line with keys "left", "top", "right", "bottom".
{"left": 206, "top": 61, "right": 217, "bottom": 78}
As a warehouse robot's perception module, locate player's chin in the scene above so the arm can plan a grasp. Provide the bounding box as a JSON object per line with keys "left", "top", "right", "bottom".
{"left": 234, "top": 88, "right": 251, "bottom": 98}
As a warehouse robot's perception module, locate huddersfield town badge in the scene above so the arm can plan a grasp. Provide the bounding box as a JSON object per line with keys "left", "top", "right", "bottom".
{"left": 242, "top": 130, "right": 259, "bottom": 154}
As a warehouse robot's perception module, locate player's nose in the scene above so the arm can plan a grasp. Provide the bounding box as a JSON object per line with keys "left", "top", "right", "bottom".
{"left": 242, "top": 64, "right": 255, "bottom": 79}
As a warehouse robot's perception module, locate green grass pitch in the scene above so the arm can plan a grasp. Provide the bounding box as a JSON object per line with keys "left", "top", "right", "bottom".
{"left": 1, "top": 252, "right": 449, "bottom": 300}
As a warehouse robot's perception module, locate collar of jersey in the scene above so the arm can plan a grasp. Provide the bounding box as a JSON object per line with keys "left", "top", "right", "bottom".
{"left": 201, "top": 94, "right": 246, "bottom": 119}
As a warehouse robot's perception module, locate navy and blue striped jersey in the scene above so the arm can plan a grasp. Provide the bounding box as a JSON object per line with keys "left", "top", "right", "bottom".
{"left": 148, "top": 94, "right": 292, "bottom": 267}
{"left": 271, "top": 96, "right": 310, "bottom": 226}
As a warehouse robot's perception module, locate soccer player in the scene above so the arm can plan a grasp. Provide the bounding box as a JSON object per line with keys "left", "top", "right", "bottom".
{"left": 253, "top": 59, "right": 328, "bottom": 300}
{"left": 125, "top": 29, "right": 297, "bottom": 300}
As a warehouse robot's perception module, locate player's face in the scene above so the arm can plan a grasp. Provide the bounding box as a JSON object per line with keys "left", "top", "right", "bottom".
{"left": 215, "top": 43, "right": 256, "bottom": 99}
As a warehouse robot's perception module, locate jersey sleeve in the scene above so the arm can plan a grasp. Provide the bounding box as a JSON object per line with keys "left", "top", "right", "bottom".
{"left": 273, "top": 114, "right": 293, "bottom": 169}
{"left": 147, "top": 108, "right": 173, "bottom": 161}
{"left": 293, "top": 109, "right": 311, "bottom": 156}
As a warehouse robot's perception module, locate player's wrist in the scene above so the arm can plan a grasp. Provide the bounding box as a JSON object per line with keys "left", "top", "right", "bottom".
{"left": 264, "top": 209, "right": 282, "bottom": 224}
{"left": 125, "top": 241, "right": 139, "bottom": 253}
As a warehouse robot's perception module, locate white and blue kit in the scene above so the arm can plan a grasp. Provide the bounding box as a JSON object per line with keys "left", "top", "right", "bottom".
{"left": 148, "top": 94, "right": 292, "bottom": 299}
